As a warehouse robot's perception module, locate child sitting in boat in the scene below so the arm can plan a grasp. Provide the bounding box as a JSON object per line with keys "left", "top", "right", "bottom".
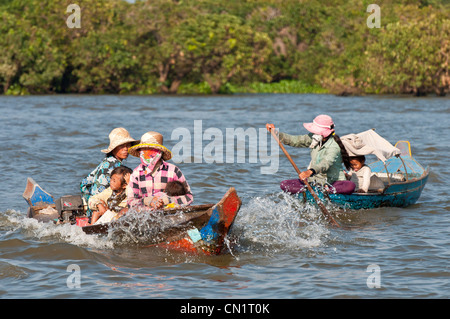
{"left": 346, "top": 156, "right": 384, "bottom": 193}
{"left": 163, "top": 181, "right": 187, "bottom": 209}
{"left": 88, "top": 166, "right": 132, "bottom": 224}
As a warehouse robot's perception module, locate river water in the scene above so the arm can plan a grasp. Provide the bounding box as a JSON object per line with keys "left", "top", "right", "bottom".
{"left": 0, "top": 94, "right": 449, "bottom": 301}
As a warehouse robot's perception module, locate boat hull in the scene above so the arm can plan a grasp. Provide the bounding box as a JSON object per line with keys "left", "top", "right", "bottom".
{"left": 300, "top": 170, "right": 429, "bottom": 210}
{"left": 23, "top": 177, "right": 241, "bottom": 255}
{"left": 155, "top": 188, "right": 242, "bottom": 255}
{"left": 83, "top": 188, "right": 242, "bottom": 255}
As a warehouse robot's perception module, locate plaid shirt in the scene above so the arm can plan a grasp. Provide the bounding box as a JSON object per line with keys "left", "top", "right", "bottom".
{"left": 127, "top": 161, "right": 194, "bottom": 207}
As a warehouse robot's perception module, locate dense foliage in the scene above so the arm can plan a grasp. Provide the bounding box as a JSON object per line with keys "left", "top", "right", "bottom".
{"left": 0, "top": 0, "right": 448, "bottom": 95}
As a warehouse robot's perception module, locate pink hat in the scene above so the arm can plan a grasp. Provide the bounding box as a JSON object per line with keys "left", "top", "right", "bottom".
{"left": 303, "top": 114, "right": 335, "bottom": 137}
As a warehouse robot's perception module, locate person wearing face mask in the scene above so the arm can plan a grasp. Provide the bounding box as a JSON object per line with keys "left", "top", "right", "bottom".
{"left": 266, "top": 115, "right": 355, "bottom": 195}
{"left": 126, "top": 131, "right": 194, "bottom": 210}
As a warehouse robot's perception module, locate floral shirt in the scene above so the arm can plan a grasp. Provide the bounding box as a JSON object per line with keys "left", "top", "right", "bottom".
{"left": 80, "top": 155, "right": 122, "bottom": 207}
{"left": 127, "top": 161, "right": 194, "bottom": 207}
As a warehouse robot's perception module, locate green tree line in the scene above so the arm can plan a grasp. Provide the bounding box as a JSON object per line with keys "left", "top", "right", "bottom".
{"left": 0, "top": 0, "right": 448, "bottom": 96}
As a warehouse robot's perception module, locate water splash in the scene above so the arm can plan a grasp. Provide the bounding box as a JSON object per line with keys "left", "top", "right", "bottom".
{"left": 2, "top": 193, "right": 334, "bottom": 257}
{"left": 1, "top": 209, "right": 113, "bottom": 249}
{"left": 106, "top": 207, "right": 196, "bottom": 246}
{"left": 231, "top": 192, "right": 331, "bottom": 254}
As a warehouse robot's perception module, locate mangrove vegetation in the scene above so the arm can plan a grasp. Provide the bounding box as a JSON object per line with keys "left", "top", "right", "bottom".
{"left": 0, "top": 0, "right": 449, "bottom": 96}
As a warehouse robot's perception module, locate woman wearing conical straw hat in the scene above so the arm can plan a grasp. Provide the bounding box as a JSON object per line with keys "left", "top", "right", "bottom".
{"left": 126, "top": 131, "right": 194, "bottom": 210}
{"left": 80, "top": 127, "right": 137, "bottom": 214}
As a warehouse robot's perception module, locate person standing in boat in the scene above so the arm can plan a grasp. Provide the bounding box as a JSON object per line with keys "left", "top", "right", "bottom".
{"left": 266, "top": 114, "right": 355, "bottom": 194}
{"left": 80, "top": 127, "right": 137, "bottom": 214}
{"left": 126, "top": 131, "right": 194, "bottom": 210}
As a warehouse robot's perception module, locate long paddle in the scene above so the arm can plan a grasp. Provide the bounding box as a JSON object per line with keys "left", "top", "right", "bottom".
{"left": 269, "top": 127, "right": 341, "bottom": 228}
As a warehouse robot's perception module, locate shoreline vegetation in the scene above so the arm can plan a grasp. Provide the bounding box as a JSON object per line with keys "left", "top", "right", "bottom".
{"left": 0, "top": 0, "right": 448, "bottom": 97}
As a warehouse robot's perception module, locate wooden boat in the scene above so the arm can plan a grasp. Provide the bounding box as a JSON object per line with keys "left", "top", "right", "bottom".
{"left": 298, "top": 140, "right": 429, "bottom": 210}
{"left": 23, "top": 178, "right": 242, "bottom": 255}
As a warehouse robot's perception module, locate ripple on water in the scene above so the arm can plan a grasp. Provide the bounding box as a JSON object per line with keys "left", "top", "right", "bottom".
{"left": 1, "top": 94, "right": 449, "bottom": 299}
{"left": 0, "top": 260, "right": 30, "bottom": 280}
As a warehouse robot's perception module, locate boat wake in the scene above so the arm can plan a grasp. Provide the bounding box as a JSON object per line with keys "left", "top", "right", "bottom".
{"left": 0, "top": 209, "right": 114, "bottom": 249}
{"left": 1, "top": 208, "right": 202, "bottom": 249}
{"left": 231, "top": 192, "right": 332, "bottom": 254}
{"left": 2, "top": 191, "right": 335, "bottom": 257}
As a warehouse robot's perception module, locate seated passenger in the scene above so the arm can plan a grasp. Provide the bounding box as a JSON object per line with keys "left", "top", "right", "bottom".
{"left": 127, "top": 131, "right": 194, "bottom": 210}
{"left": 346, "top": 156, "right": 384, "bottom": 193}
{"left": 80, "top": 127, "right": 137, "bottom": 216}
{"left": 161, "top": 181, "right": 187, "bottom": 209}
{"left": 88, "top": 166, "right": 132, "bottom": 224}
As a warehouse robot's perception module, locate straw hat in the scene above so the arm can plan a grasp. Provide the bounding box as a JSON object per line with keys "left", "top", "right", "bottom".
{"left": 303, "top": 114, "right": 335, "bottom": 137}
{"left": 129, "top": 131, "right": 172, "bottom": 160}
{"left": 101, "top": 127, "right": 137, "bottom": 154}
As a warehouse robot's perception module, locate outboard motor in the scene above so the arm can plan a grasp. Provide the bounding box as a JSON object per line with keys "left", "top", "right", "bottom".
{"left": 55, "top": 195, "right": 85, "bottom": 224}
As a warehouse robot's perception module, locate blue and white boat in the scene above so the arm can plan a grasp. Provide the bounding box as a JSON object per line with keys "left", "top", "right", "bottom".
{"left": 298, "top": 132, "right": 429, "bottom": 210}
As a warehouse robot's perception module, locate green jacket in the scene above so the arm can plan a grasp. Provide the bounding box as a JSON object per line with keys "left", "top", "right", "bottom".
{"left": 279, "top": 132, "right": 346, "bottom": 184}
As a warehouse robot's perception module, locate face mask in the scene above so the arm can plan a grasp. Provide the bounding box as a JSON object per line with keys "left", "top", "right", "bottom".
{"left": 141, "top": 149, "right": 160, "bottom": 162}
{"left": 140, "top": 149, "right": 162, "bottom": 173}
{"left": 310, "top": 134, "right": 323, "bottom": 149}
